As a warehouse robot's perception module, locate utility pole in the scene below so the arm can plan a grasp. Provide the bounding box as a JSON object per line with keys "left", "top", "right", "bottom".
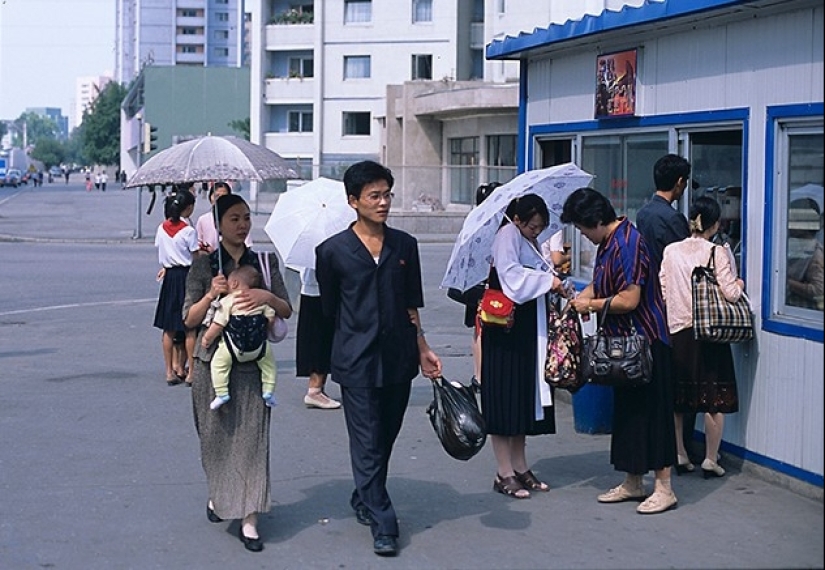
{"left": 132, "top": 113, "right": 143, "bottom": 239}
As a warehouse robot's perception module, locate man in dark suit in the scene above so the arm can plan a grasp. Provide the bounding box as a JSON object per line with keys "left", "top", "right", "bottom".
{"left": 315, "top": 160, "right": 442, "bottom": 557}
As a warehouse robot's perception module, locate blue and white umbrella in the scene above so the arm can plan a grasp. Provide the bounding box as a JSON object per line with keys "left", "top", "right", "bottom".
{"left": 441, "top": 163, "right": 593, "bottom": 293}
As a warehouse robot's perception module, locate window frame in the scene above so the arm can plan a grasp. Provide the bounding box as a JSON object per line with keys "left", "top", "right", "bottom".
{"left": 343, "top": 55, "right": 371, "bottom": 80}
{"left": 344, "top": 0, "right": 372, "bottom": 24}
{"left": 288, "top": 110, "right": 313, "bottom": 133}
{"left": 288, "top": 57, "right": 314, "bottom": 78}
{"left": 762, "top": 103, "right": 824, "bottom": 342}
{"left": 343, "top": 111, "right": 371, "bottom": 136}
{"left": 411, "top": 54, "right": 433, "bottom": 80}
{"left": 412, "top": 0, "right": 433, "bottom": 23}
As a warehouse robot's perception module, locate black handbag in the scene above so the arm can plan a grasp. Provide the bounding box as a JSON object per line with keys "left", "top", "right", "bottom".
{"left": 581, "top": 296, "right": 652, "bottom": 388}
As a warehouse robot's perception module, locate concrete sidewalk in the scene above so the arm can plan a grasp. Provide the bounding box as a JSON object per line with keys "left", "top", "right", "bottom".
{"left": 0, "top": 183, "right": 822, "bottom": 570}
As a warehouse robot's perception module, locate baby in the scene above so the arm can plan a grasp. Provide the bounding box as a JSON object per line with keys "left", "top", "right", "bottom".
{"left": 201, "top": 265, "right": 277, "bottom": 410}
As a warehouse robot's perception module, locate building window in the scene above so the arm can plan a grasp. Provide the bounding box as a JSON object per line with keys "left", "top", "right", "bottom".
{"left": 577, "top": 132, "right": 669, "bottom": 280}
{"left": 487, "top": 134, "right": 516, "bottom": 183}
{"left": 496, "top": 0, "right": 506, "bottom": 14}
{"left": 344, "top": 0, "right": 372, "bottom": 24}
{"left": 411, "top": 54, "right": 432, "bottom": 80}
{"left": 764, "top": 104, "right": 824, "bottom": 341}
{"left": 289, "top": 57, "right": 314, "bottom": 78}
{"left": 344, "top": 56, "right": 370, "bottom": 79}
{"left": 216, "top": 0, "right": 228, "bottom": 3}
{"left": 215, "top": 47, "right": 229, "bottom": 57}
{"left": 343, "top": 112, "right": 371, "bottom": 135}
{"left": 217, "top": 12, "right": 229, "bottom": 22}
{"left": 449, "top": 137, "right": 479, "bottom": 204}
{"left": 180, "top": 45, "right": 197, "bottom": 54}
{"left": 288, "top": 110, "right": 313, "bottom": 133}
{"left": 413, "top": 0, "right": 432, "bottom": 23}
{"left": 179, "top": 9, "right": 198, "bottom": 17}
{"left": 214, "top": 29, "right": 229, "bottom": 40}
{"left": 180, "top": 27, "right": 198, "bottom": 35}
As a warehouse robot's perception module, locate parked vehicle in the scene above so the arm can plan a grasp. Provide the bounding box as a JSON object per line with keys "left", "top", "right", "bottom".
{"left": 49, "top": 166, "right": 63, "bottom": 179}
{"left": 2, "top": 168, "right": 22, "bottom": 187}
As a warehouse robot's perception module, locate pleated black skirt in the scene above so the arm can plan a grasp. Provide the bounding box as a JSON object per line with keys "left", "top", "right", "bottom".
{"left": 153, "top": 265, "right": 189, "bottom": 332}
{"left": 671, "top": 328, "right": 739, "bottom": 414}
{"left": 295, "top": 294, "right": 333, "bottom": 376}
{"left": 480, "top": 298, "right": 556, "bottom": 436}
{"left": 609, "top": 340, "right": 676, "bottom": 474}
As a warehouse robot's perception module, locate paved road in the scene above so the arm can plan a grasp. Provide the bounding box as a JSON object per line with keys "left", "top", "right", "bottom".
{"left": 0, "top": 183, "right": 822, "bottom": 569}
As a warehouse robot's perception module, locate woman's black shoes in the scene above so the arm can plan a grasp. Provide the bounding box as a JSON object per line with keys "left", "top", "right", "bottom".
{"left": 206, "top": 503, "right": 223, "bottom": 523}
{"left": 238, "top": 528, "right": 264, "bottom": 552}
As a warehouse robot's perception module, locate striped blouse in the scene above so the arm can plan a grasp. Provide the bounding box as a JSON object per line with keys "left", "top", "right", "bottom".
{"left": 592, "top": 217, "right": 670, "bottom": 345}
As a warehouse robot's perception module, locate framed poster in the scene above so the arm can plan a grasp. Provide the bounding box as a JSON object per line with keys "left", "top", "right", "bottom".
{"left": 595, "top": 48, "right": 637, "bottom": 119}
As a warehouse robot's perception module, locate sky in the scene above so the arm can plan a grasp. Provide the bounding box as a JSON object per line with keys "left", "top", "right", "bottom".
{"left": 0, "top": 0, "right": 116, "bottom": 128}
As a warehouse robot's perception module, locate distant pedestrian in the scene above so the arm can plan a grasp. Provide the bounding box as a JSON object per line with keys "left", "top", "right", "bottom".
{"left": 95, "top": 172, "right": 102, "bottom": 191}
{"left": 101, "top": 171, "right": 108, "bottom": 192}
{"left": 85, "top": 172, "right": 92, "bottom": 191}
{"left": 120, "top": 170, "right": 127, "bottom": 188}
{"left": 64, "top": 169, "right": 70, "bottom": 184}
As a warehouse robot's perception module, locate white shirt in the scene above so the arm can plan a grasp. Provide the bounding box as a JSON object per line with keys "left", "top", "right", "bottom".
{"left": 155, "top": 220, "right": 199, "bottom": 267}
{"left": 492, "top": 222, "right": 557, "bottom": 416}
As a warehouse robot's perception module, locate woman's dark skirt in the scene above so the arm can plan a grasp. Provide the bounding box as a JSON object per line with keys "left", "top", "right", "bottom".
{"left": 480, "top": 298, "right": 555, "bottom": 436}
{"left": 610, "top": 340, "right": 676, "bottom": 474}
{"left": 153, "top": 265, "right": 189, "bottom": 332}
{"left": 671, "top": 328, "right": 739, "bottom": 414}
{"left": 295, "top": 294, "right": 333, "bottom": 376}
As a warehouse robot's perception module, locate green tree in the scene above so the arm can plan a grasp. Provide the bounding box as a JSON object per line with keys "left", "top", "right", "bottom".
{"left": 228, "top": 117, "right": 250, "bottom": 140}
{"left": 11, "top": 112, "right": 59, "bottom": 147}
{"left": 0, "top": 121, "right": 7, "bottom": 142}
{"left": 81, "top": 82, "right": 128, "bottom": 166}
{"left": 64, "top": 126, "right": 87, "bottom": 167}
{"left": 30, "top": 138, "right": 65, "bottom": 169}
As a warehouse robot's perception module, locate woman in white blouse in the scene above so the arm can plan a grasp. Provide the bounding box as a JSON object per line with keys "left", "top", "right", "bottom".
{"left": 481, "top": 194, "right": 564, "bottom": 499}
{"left": 660, "top": 196, "right": 744, "bottom": 479}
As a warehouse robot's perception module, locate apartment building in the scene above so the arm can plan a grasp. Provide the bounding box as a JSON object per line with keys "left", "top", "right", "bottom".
{"left": 115, "top": 0, "right": 247, "bottom": 84}
{"left": 75, "top": 76, "right": 112, "bottom": 129}
{"left": 248, "top": 0, "right": 643, "bottom": 212}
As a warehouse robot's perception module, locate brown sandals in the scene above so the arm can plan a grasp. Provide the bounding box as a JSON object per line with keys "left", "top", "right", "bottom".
{"left": 493, "top": 474, "right": 530, "bottom": 499}
{"left": 515, "top": 469, "right": 550, "bottom": 492}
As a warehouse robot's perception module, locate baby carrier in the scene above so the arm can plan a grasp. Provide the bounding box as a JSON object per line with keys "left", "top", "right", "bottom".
{"left": 222, "top": 314, "right": 268, "bottom": 363}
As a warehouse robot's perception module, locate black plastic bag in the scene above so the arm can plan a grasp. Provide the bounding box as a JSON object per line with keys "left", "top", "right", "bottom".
{"left": 426, "top": 376, "right": 486, "bottom": 461}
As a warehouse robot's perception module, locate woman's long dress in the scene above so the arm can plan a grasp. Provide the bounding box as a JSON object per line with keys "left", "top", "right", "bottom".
{"left": 184, "top": 249, "right": 290, "bottom": 520}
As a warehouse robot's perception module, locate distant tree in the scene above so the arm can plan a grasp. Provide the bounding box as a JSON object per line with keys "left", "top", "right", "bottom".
{"left": 0, "top": 121, "right": 7, "bottom": 142}
{"left": 82, "top": 82, "right": 128, "bottom": 166}
{"left": 228, "top": 117, "right": 250, "bottom": 140}
{"left": 30, "top": 138, "right": 65, "bottom": 169}
{"left": 64, "top": 126, "right": 87, "bottom": 167}
{"left": 11, "top": 112, "right": 59, "bottom": 147}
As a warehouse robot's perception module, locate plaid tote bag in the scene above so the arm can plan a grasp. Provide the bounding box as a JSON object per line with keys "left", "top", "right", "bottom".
{"left": 691, "top": 246, "right": 754, "bottom": 343}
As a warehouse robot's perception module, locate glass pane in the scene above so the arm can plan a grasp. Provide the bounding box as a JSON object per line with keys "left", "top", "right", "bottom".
{"left": 785, "top": 133, "right": 824, "bottom": 313}
{"left": 689, "top": 130, "right": 743, "bottom": 272}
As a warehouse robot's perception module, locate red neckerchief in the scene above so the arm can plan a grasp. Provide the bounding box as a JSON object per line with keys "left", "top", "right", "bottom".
{"left": 162, "top": 219, "right": 187, "bottom": 237}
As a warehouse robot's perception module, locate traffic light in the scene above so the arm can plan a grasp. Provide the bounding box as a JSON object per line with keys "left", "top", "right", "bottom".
{"left": 143, "top": 122, "right": 158, "bottom": 154}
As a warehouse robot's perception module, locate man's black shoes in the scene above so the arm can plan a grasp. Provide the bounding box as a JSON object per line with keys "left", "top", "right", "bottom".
{"left": 355, "top": 505, "right": 373, "bottom": 526}
{"left": 373, "top": 535, "right": 398, "bottom": 556}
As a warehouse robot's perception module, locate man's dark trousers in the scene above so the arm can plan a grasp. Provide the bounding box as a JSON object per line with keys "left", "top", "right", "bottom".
{"left": 342, "top": 382, "right": 412, "bottom": 538}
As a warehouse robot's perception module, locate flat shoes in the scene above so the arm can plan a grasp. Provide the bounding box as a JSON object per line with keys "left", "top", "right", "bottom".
{"left": 238, "top": 528, "right": 263, "bottom": 552}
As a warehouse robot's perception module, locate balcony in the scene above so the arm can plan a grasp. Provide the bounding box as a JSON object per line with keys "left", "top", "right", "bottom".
{"left": 470, "top": 22, "right": 484, "bottom": 49}
{"left": 264, "top": 76, "right": 314, "bottom": 102}
{"left": 265, "top": 23, "right": 314, "bottom": 50}
{"left": 176, "top": 34, "right": 205, "bottom": 45}
{"left": 264, "top": 131, "right": 314, "bottom": 156}
{"left": 176, "top": 52, "right": 205, "bottom": 64}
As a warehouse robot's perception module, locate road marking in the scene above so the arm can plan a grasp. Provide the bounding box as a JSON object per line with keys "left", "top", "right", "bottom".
{"left": 0, "top": 298, "right": 156, "bottom": 317}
